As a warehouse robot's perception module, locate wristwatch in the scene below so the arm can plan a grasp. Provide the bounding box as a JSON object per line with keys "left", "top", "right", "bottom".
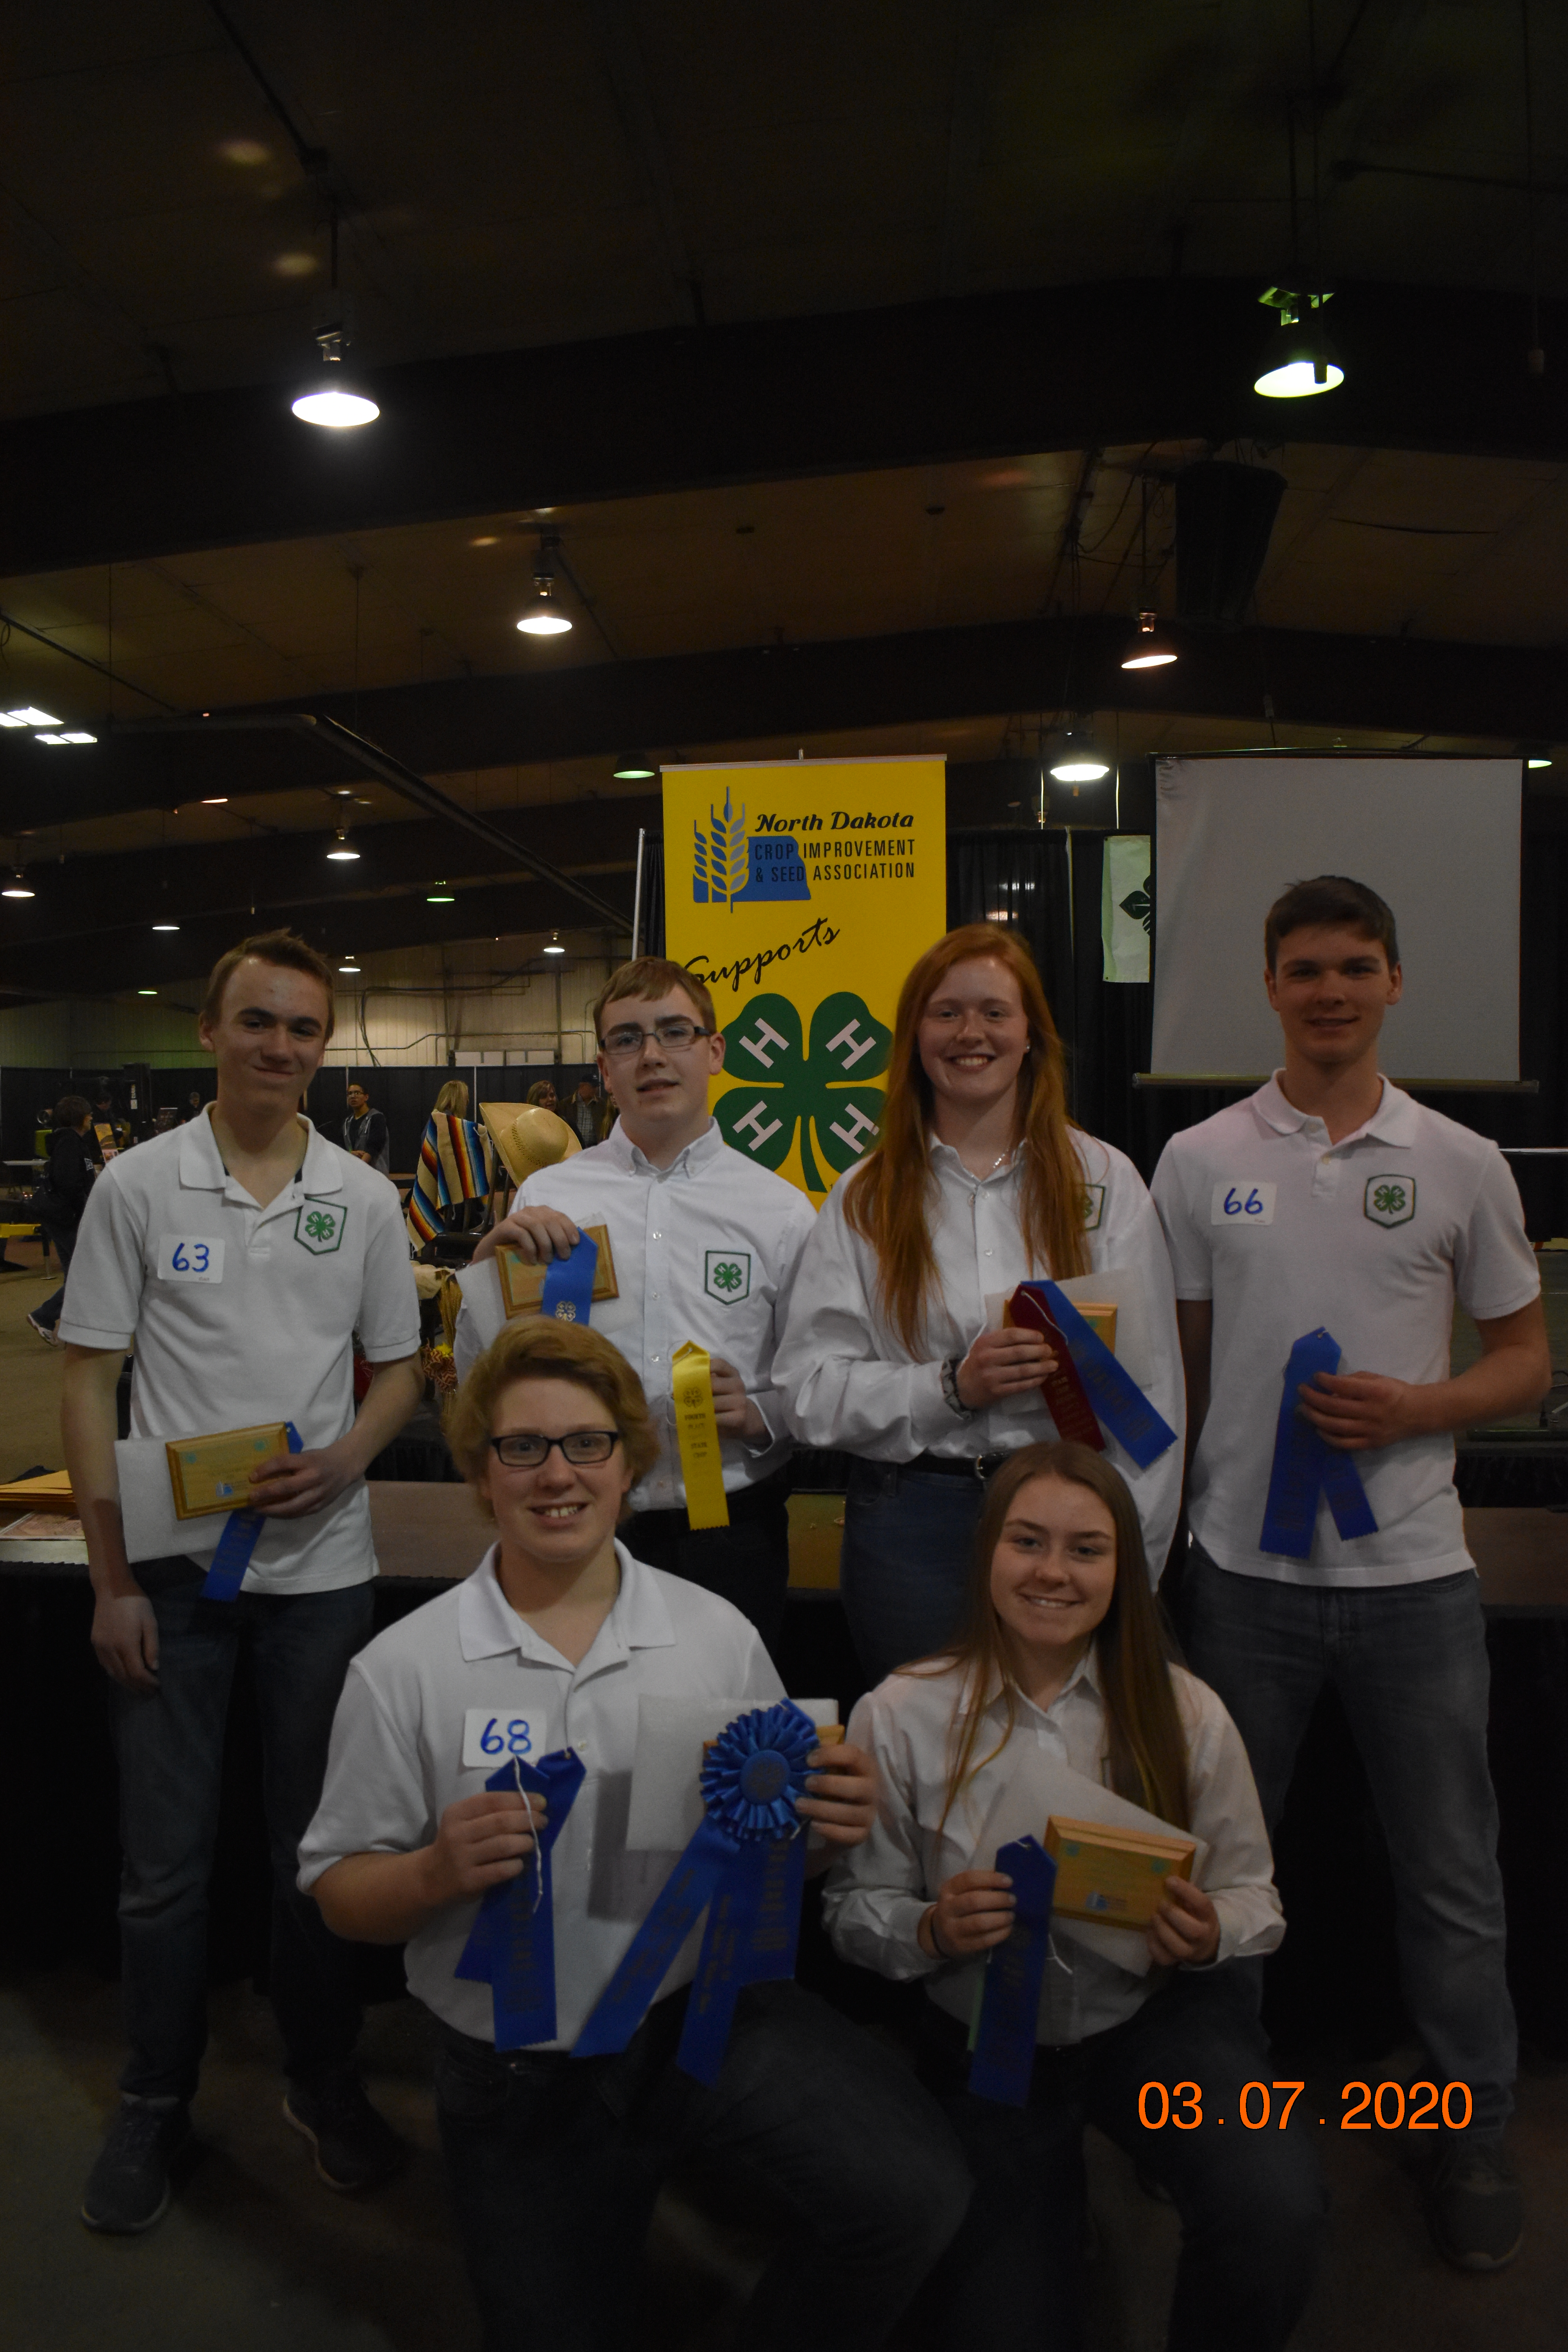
{"left": 940, "top": 1357, "right": 974, "bottom": 1418}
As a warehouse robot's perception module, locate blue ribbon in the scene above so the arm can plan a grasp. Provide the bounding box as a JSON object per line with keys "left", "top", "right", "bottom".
{"left": 198, "top": 1421, "right": 303, "bottom": 1600}
{"left": 539, "top": 1231, "right": 599, "bottom": 1325}
{"left": 967, "top": 1836, "right": 1058, "bottom": 2108}
{"left": 1030, "top": 1283, "right": 1179, "bottom": 1470}
{"left": 1259, "top": 1328, "right": 1379, "bottom": 1561}
{"left": 573, "top": 1700, "right": 818, "bottom": 2086}
{"left": 454, "top": 1749, "right": 587, "bottom": 2049}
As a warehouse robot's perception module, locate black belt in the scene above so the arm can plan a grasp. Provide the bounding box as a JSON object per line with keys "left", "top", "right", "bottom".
{"left": 905, "top": 1450, "right": 1012, "bottom": 1483}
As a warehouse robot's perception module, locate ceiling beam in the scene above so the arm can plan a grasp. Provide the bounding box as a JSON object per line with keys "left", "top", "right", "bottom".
{"left": 0, "top": 611, "right": 1562, "bottom": 840}
{"left": 2, "top": 276, "right": 1566, "bottom": 575}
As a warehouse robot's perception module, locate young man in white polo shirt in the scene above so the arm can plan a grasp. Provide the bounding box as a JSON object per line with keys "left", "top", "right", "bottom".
{"left": 455, "top": 956, "right": 817, "bottom": 1648}
{"left": 1150, "top": 876, "right": 1549, "bottom": 2274}
{"left": 300, "top": 1315, "right": 968, "bottom": 2352}
{"left": 60, "top": 930, "right": 423, "bottom": 2235}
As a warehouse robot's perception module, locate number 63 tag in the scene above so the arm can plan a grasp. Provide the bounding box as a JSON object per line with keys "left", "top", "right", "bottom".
{"left": 463, "top": 1707, "right": 550, "bottom": 1769}
{"left": 1210, "top": 1181, "right": 1276, "bottom": 1226}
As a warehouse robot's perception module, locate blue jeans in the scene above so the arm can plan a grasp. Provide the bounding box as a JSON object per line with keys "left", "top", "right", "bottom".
{"left": 33, "top": 1217, "right": 77, "bottom": 1330}
{"left": 1178, "top": 1543, "right": 1516, "bottom": 2134}
{"left": 840, "top": 1462, "right": 987, "bottom": 1685}
{"left": 917, "top": 1969, "right": 1325, "bottom": 2352}
{"left": 108, "top": 1555, "right": 374, "bottom": 2102}
{"left": 433, "top": 1980, "right": 971, "bottom": 2352}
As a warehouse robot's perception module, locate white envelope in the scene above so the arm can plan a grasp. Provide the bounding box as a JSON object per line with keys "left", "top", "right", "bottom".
{"left": 969, "top": 1746, "right": 1209, "bottom": 1978}
{"left": 983, "top": 1265, "right": 1154, "bottom": 1390}
{"left": 115, "top": 1436, "right": 227, "bottom": 1564}
{"left": 624, "top": 1694, "right": 840, "bottom": 1852}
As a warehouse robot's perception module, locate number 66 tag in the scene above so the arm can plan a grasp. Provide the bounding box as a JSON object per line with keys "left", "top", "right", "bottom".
{"left": 463, "top": 1708, "right": 550, "bottom": 1769}
{"left": 1210, "top": 1181, "right": 1276, "bottom": 1226}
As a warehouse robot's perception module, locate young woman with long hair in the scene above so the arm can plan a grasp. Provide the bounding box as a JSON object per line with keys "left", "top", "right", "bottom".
{"left": 774, "top": 922, "right": 1184, "bottom": 1682}
{"left": 822, "top": 1441, "right": 1323, "bottom": 2352}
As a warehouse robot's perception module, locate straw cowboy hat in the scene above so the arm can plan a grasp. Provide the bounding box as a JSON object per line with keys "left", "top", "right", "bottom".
{"left": 479, "top": 1100, "right": 583, "bottom": 1188}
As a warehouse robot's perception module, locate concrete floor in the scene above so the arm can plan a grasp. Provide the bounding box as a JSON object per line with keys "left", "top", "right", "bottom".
{"left": 2, "top": 1247, "right": 1567, "bottom": 2347}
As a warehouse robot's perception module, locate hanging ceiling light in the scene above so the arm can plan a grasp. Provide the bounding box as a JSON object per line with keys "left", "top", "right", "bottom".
{"left": 0, "top": 707, "right": 62, "bottom": 728}
{"left": 290, "top": 212, "right": 379, "bottom": 428}
{"left": 2, "top": 868, "right": 34, "bottom": 898}
{"left": 36, "top": 730, "right": 97, "bottom": 745}
{"left": 1254, "top": 289, "right": 1344, "bottom": 397}
{"left": 338, "top": 960, "right": 361, "bottom": 972}
{"left": 517, "top": 533, "right": 573, "bottom": 635}
{"left": 1049, "top": 727, "right": 1110, "bottom": 783}
{"left": 152, "top": 922, "right": 180, "bottom": 932}
{"left": 326, "top": 827, "right": 360, "bottom": 861}
{"left": 543, "top": 933, "right": 566, "bottom": 955}
{"left": 1120, "top": 610, "right": 1179, "bottom": 668}
{"left": 426, "top": 882, "right": 455, "bottom": 902}
{"left": 613, "top": 759, "right": 657, "bottom": 779}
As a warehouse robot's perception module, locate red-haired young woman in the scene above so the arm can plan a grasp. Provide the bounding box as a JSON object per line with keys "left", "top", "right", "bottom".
{"left": 774, "top": 923, "right": 1183, "bottom": 1683}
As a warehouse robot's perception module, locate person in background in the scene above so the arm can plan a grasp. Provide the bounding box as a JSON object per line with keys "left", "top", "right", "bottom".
{"left": 181, "top": 1090, "right": 205, "bottom": 1124}
{"left": 569, "top": 1074, "right": 607, "bottom": 1148}
{"left": 33, "top": 1107, "right": 53, "bottom": 1159}
{"left": 27, "top": 1094, "right": 95, "bottom": 1344}
{"left": 774, "top": 922, "right": 1184, "bottom": 1687}
{"left": 61, "top": 927, "right": 423, "bottom": 2237}
{"left": 91, "top": 1090, "right": 132, "bottom": 1159}
{"left": 343, "top": 1081, "right": 391, "bottom": 1175}
{"left": 299, "top": 1316, "right": 968, "bottom": 2352}
{"left": 824, "top": 1441, "right": 1323, "bottom": 2351}
{"left": 454, "top": 956, "right": 816, "bottom": 1649}
{"left": 525, "top": 1078, "right": 558, "bottom": 1112}
{"left": 1151, "top": 875, "right": 1550, "bottom": 2273}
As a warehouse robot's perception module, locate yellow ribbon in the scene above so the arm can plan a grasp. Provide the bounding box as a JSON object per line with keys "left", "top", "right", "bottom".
{"left": 671, "top": 1341, "right": 730, "bottom": 1530}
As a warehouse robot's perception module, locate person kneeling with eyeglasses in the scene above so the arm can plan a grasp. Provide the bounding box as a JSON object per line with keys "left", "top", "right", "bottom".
{"left": 298, "top": 1318, "right": 969, "bottom": 2352}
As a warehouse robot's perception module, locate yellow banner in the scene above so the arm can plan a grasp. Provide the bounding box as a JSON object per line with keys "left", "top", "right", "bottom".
{"left": 662, "top": 757, "right": 948, "bottom": 1200}
{"left": 671, "top": 1341, "right": 730, "bottom": 1529}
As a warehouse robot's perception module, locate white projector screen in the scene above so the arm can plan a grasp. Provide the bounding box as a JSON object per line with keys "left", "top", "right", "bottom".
{"left": 1151, "top": 756, "right": 1521, "bottom": 1082}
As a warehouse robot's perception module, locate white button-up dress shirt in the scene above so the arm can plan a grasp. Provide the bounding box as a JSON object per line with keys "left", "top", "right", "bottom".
{"left": 454, "top": 1120, "right": 818, "bottom": 1513}
{"left": 58, "top": 1109, "right": 420, "bottom": 1592}
{"left": 1151, "top": 1074, "right": 1541, "bottom": 1585}
{"left": 298, "top": 1543, "right": 782, "bottom": 2044}
{"left": 773, "top": 1134, "right": 1185, "bottom": 1577}
{"left": 822, "top": 1649, "right": 1282, "bottom": 2045}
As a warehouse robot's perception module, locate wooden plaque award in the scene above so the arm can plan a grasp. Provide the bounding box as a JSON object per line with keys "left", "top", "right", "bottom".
{"left": 497, "top": 1224, "right": 619, "bottom": 1319}
{"left": 166, "top": 1425, "right": 291, "bottom": 1520}
{"left": 1044, "top": 1814, "right": 1197, "bottom": 1929}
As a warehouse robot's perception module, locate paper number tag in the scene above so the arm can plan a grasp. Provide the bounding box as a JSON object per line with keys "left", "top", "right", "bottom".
{"left": 462, "top": 1707, "right": 550, "bottom": 1769}
{"left": 157, "top": 1236, "right": 225, "bottom": 1282}
{"left": 1210, "top": 1182, "right": 1276, "bottom": 1227}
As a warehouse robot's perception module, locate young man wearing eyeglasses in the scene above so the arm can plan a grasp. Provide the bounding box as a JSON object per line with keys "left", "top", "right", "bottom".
{"left": 455, "top": 956, "right": 816, "bottom": 1648}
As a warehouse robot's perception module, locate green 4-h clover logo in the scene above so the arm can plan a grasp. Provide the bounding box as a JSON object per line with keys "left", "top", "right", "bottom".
{"left": 1364, "top": 1174, "right": 1416, "bottom": 1229}
{"left": 715, "top": 990, "right": 892, "bottom": 1195}
{"left": 704, "top": 1249, "right": 752, "bottom": 1303}
{"left": 294, "top": 1201, "right": 347, "bottom": 1254}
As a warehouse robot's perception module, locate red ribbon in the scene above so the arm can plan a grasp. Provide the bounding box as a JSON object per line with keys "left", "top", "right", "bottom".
{"left": 1005, "top": 1284, "right": 1104, "bottom": 1451}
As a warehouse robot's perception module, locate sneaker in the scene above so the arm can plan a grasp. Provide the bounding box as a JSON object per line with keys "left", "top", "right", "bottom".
{"left": 283, "top": 2073, "right": 401, "bottom": 2190}
{"left": 1421, "top": 2135, "right": 1524, "bottom": 2272}
{"left": 81, "top": 2098, "right": 192, "bottom": 2234}
{"left": 25, "top": 1311, "right": 61, "bottom": 1347}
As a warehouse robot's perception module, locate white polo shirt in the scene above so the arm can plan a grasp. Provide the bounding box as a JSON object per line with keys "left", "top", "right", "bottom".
{"left": 453, "top": 1120, "right": 818, "bottom": 1514}
{"left": 298, "top": 1542, "right": 781, "bottom": 2044}
{"left": 773, "top": 1134, "right": 1185, "bottom": 1579}
{"left": 1150, "top": 1076, "right": 1541, "bottom": 1586}
{"left": 59, "top": 1109, "right": 421, "bottom": 1594}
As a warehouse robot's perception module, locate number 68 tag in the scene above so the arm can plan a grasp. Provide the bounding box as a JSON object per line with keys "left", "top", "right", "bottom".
{"left": 1210, "top": 1181, "right": 1276, "bottom": 1226}
{"left": 462, "top": 1707, "right": 550, "bottom": 1769}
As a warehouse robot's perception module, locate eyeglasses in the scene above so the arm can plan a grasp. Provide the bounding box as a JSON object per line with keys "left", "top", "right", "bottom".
{"left": 599, "top": 1016, "right": 711, "bottom": 1058}
{"left": 487, "top": 1430, "right": 621, "bottom": 1469}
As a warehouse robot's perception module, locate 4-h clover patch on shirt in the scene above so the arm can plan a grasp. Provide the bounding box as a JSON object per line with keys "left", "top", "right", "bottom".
{"left": 1151, "top": 1074, "right": 1540, "bottom": 1589}
{"left": 59, "top": 1109, "right": 419, "bottom": 1595}
{"left": 454, "top": 1120, "right": 818, "bottom": 1514}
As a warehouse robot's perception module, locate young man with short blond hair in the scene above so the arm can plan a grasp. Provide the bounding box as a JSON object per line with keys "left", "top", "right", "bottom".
{"left": 1151, "top": 875, "right": 1550, "bottom": 2274}
{"left": 62, "top": 929, "right": 423, "bottom": 2234}
{"left": 456, "top": 955, "right": 816, "bottom": 1646}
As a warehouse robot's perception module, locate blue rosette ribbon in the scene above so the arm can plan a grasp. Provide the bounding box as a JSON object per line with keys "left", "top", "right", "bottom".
{"left": 1029, "top": 1282, "right": 1179, "bottom": 1471}
{"left": 453, "top": 1749, "right": 588, "bottom": 2049}
{"left": 539, "top": 1231, "right": 599, "bottom": 1325}
{"left": 199, "top": 1421, "right": 303, "bottom": 1601}
{"left": 573, "top": 1699, "right": 819, "bottom": 2085}
{"left": 967, "top": 1836, "right": 1058, "bottom": 2107}
{"left": 1259, "top": 1328, "right": 1379, "bottom": 1561}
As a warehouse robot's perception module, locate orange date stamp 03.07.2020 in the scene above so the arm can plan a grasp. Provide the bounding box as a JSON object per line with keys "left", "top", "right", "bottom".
{"left": 1138, "top": 2080, "right": 1474, "bottom": 2132}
